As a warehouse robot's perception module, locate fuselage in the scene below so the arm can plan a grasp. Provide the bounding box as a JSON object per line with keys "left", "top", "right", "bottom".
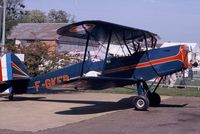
{"left": 27, "top": 45, "right": 188, "bottom": 93}
{"left": 103, "top": 45, "right": 188, "bottom": 80}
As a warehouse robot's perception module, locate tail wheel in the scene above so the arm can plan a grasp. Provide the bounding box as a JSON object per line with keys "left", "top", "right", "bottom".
{"left": 147, "top": 92, "right": 161, "bottom": 107}
{"left": 133, "top": 96, "right": 149, "bottom": 111}
{"left": 8, "top": 94, "right": 14, "bottom": 101}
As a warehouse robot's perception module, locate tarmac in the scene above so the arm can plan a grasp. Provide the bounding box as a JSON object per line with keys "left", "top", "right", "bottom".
{"left": 0, "top": 92, "right": 142, "bottom": 132}
{"left": 1, "top": 92, "right": 200, "bottom": 134}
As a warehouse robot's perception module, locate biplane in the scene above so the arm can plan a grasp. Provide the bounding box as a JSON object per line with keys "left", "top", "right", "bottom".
{"left": 0, "top": 20, "right": 188, "bottom": 111}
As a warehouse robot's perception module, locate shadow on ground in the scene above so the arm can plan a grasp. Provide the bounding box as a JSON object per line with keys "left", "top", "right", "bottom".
{"left": 1, "top": 96, "right": 46, "bottom": 101}
{"left": 0, "top": 94, "right": 188, "bottom": 115}
{"left": 159, "top": 103, "right": 187, "bottom": 108}
{"left": 54, "top": 97, "right": 135, "bottom": 115}
{"left": 33, "top": 96, "right": 187, "bottom": 115}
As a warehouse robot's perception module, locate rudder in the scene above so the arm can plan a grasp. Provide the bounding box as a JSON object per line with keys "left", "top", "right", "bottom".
{"left": 0, "top": 53, "right": 30, "bottom": 94}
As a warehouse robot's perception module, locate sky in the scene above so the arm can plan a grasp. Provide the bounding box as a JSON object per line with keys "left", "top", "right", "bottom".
{"left": 24, "top": 0, "right": 200, "bottom": 44}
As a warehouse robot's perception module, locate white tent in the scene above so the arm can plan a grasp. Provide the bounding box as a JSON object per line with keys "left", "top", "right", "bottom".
{"left": 161, "top": 42, "right": 200, "bottom": 53}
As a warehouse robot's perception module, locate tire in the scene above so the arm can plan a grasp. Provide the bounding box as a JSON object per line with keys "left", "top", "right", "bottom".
{"left": 133, "top": 96, "right": 149, "bottom": 111}
{"left": 147, "top": 92, "right": 161, "bottom": 107}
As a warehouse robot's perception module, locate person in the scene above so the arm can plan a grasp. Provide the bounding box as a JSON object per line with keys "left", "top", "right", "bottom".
{"left": 169, "top": 73, "right": 177, "bottom": 87}
{"left": 188, "top": 60, "right": 193, "bottom": 80}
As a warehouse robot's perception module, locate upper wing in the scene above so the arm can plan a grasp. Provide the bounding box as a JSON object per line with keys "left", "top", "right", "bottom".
{"left": 56, "top": 20, "right": 158, "bottom": 48}
{"left": 57, "top": 20, "right": 157, "bottom": 41}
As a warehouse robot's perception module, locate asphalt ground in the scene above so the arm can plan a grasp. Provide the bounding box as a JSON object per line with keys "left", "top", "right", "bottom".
{"left": 0, "top": 92, "right": 200, "bottom": 134}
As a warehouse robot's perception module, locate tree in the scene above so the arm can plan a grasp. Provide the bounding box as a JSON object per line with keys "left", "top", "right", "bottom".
{"left": 5, "top": 41, "right": 76, "bottom": 77}
{"left": 0, "top": 0, "right": 25, "bottom": 35}
{"left": 0, "top": 0, "right": 25, "bottom": 20}
{"left": 20, "top": 10, "right": 47, "bottom": 23}
{"left": 5, "top": 0, "right": 25, "bottom": 20}
{"left": 47, "top": 9, "right": 75, "bottom": 23}
{"left": 6, "top": 41, "right": 50, "bottom": 76}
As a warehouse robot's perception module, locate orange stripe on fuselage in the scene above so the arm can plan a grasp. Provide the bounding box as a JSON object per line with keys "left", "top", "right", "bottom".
{"left": 103, "top": 46, "right": 186, "bottom": 74}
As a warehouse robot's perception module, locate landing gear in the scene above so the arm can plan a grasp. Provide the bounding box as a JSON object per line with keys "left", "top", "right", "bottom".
{"left": 132, "top": 80, "right": 149, "bottom": 111}
{"left": 133, "top": 95, "right": 149, "bottom": 111}
{"left": 147, "top": 92, "right": 161, "bottom": 107}
{"left": 8, "top": 93, "right": 14, "bottom": 101}
{"left": 8, "top": 90, "right": 14, "bottom": 101}
{"left": 133, "top": 78, "right": 162, "bottom": 111}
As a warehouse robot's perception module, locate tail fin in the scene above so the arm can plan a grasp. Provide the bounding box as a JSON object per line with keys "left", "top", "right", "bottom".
{"left": 0, "top": 53, "right": 30, "bottom": 93}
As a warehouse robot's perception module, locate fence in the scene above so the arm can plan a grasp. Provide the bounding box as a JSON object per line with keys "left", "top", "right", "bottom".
{"left": 147, "top": 68, "right": 200, "bottom": 91}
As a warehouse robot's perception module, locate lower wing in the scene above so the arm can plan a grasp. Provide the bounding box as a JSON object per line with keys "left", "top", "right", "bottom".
{"left": 53, "top": 76, "right": 135, "bottom": 90}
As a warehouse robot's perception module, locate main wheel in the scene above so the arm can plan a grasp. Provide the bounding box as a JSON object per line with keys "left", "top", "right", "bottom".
{"left": 133, "top": 96, "right": 149, "bottom": 111}
{"left": 147, "top": 92, "right": 161, "bottom": 107}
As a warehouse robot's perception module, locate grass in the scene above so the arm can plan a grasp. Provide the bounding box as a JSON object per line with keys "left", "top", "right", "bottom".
{"left": 156, "top": 87, "right": 200, "bottom": 97}
{"left": 85, "top": 86, "right": 200, "bottom": 97}
{"left": 85, "top": 78, "right": 200, "bottom": 97}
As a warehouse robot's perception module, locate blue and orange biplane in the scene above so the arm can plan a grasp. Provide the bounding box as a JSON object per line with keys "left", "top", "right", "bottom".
{"left": 0, "top": 20, "right": 188, "bottom": 111}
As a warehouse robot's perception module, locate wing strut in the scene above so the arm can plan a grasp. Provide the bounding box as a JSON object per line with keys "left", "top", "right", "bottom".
{"left": 123, "top": 31, "right": 132, "bottom": 55}
{"left": 143, "top": 33, "right": 148, "bottom": 51}
{"left": 81, "top": 26, "right": 90, "bottom": 77}
{"left": 103, "top": 31, "right": 112, "bottom": 67}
